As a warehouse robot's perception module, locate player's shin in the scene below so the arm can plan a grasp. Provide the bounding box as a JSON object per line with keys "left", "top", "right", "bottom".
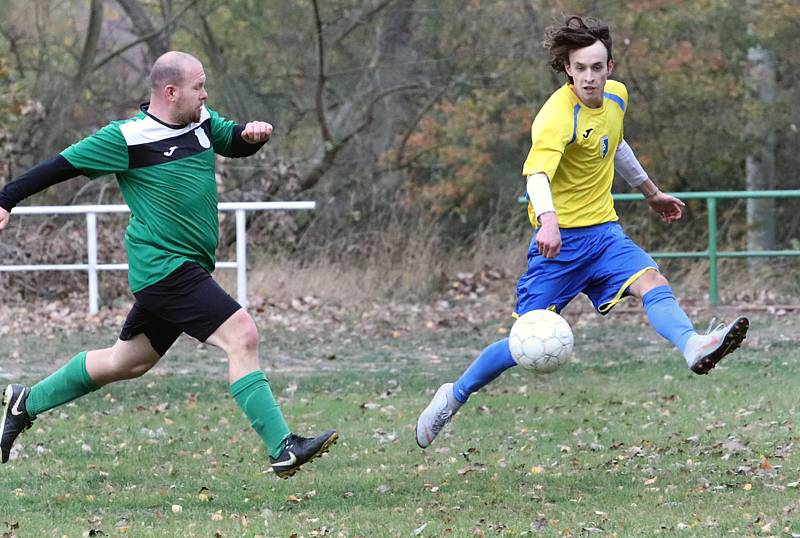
{"left": 230, "top": 370, "right": 290, "bottom": 457}
{"left": 453, "top": 338, "right": 517, "bottom": 403}
{"left": 642, "top": 285, "right": 695, "bottom": 355}
{"left": 26, "top": 351, "right": 99, "bottom": 417}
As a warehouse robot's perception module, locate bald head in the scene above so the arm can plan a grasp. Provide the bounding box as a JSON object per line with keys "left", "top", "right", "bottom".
{"left": 150, "top": 51, "right": 202, "bottom": 90}
{"left": 147, "top": 51, "right": 208, "bottom": 125}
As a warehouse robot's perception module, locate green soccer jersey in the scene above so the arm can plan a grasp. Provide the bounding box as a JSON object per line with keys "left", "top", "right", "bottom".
{"left": 61, "top": 105, "right": 237, "bottom": 293}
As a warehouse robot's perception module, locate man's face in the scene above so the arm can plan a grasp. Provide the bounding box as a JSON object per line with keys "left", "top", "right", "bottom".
{"left": 173, "top": 62, "right": 208, "bottom": 124}
{"left": 564, "top": 40, "right": 613, "bottom": 108}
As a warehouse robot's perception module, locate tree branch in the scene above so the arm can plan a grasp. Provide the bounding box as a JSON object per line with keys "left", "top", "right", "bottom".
{"left": 114, "top": 0, "right": 170, "bottom": 64}
{"left": 74, "top": 0, "right": 104, "bottom": 86}
{"left": 394, "top": 83, "right": 452, "bottom": 169}
{"left": 300, "top": 82, "right": 420, "bottom": 191}
{"left": 335, "top": 0, "right": 396, "bottom": 45}
{"left": 312, "top": 0, "right": 332, "bottom": 144}
{"left": 93, "top": 0, "right": 200, "bottom": 72}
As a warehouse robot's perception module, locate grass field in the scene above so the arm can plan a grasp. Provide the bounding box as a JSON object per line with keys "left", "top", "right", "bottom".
{"left": 0, "top": 310, "right": 798, "bottom": 537}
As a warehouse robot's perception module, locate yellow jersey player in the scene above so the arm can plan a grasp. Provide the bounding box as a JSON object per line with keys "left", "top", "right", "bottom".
{"left": 416, "top": 15, "right": 749, "bottom": 448}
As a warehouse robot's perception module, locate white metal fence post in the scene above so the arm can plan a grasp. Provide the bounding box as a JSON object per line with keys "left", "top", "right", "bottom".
{"left": 86, "top": 212, "right": 99, "bottom": 314}
{"left": 235, "top": 209, "right": 247, "bottom": 308}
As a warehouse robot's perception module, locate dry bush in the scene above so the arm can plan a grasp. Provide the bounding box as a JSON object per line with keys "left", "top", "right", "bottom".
{"left": 249, "top": 215, "right": 452, "bottom": 305}
{"left": 245, "top": 198, "right": 530, "bottom": 306}
{"left": 0, "top": 212, "right": 130, "bottom": 303}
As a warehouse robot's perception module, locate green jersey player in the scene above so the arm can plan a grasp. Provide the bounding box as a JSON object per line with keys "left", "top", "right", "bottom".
{"left": 0, "top": 51, "right": 336, "bottom": 478}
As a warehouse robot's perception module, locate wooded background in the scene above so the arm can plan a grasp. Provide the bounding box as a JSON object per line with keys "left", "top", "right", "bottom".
{"left": 1, "top": 0, "right": 798, "bottom": 301}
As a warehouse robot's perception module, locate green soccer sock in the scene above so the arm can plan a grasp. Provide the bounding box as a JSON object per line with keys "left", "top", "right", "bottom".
{"left": 26, "top": 351, "right": 99, "bottom": 418}
{"left": 230, "top": 370, "right": 291, "bottom": 458}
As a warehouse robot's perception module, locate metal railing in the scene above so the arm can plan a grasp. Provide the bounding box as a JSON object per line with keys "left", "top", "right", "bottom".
{"left": 0, "top": 201, "right": 316, "bottom": 314}
{"left": 520, "top": 190, "right": 800, "bottom": 305}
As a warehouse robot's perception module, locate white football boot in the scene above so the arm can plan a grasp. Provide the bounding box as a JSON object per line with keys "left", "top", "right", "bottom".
{"left": 415, "top": 383, "right": 463, "bottom": 448}
{"left": 684, "top": 316, "right": 749, "bottom": 375}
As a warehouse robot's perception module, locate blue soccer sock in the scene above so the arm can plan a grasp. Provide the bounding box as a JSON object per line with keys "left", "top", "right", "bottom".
{"left": 642, "top": 285, "right": 696, "bottom": 353}
{"left": 452, "top": 338, "right": 517, "bottom": 403}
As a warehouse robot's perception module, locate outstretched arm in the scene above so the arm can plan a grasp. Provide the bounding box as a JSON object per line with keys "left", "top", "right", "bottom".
{"left": 615, "top": 139, "right": 684, "bottom": 223}
{"left": 229, "top": 121, "right": 273, "bottom": 157}
{"left": 0, "top": 155, "right": 81, "bottom": 231}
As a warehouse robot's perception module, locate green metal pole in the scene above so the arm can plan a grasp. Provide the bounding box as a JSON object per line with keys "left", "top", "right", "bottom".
{"left": 707, "top": 197, "right": 718, "bottom": 306}
{"left": 515, "top": 190, "right": 800, "bottom": 306}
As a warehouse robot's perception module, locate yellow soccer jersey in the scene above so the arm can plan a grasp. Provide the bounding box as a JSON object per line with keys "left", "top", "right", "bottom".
{"left": 522, "top": 79, "right": 627, "bottom": 228}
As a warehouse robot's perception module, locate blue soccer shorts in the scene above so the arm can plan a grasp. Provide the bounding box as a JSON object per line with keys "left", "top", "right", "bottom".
{"left": 514, "top": 221, "right": 658, "bottom": 316}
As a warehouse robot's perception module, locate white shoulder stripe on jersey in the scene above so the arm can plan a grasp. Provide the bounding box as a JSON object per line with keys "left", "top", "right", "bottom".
{"left": 119, "top": 106, "right": 211, "bottom": 146}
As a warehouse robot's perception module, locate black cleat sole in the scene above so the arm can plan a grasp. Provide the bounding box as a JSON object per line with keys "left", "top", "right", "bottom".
{"left": 1, "top": 386, "right": 12, "bottom": 463}
{"left": 691, "top": 316, "right": 749, "bottom": 375}
{"left": 274, "top": 431, "right": 339, "bottom": 479}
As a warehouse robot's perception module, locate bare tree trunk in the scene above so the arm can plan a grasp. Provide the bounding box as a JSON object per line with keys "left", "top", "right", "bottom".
{"left": 115, "top": 0, "right": 170, "bottom": 64}
{"left": 93, "top": 0, "right": 197, "bottom": 72}
{"left": 301, "top": 0, "right": 417, "bottom": 192}
{"left": 39, "top": 0, "right": 104, "bottom": 154}
{"left": 198, "top": 14, "right": 249, "bottom": 122}
{"left": 366, "top": 0, "right": 417, "bottom": 166}
{"left": 745, "top": 43, "right": 777, "bottom": 268}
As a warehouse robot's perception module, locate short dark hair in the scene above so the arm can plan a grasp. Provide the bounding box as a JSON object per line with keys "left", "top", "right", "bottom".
{"left": 544, "top": 16, "right": 613, "bottom": 84}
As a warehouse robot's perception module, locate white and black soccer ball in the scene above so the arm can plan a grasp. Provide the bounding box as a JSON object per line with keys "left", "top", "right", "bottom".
{"left": 508, "top": 309, "right": 574, "bottom": 373}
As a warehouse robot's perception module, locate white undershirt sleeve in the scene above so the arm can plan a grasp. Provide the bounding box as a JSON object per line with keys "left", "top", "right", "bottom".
{"left": 615, "top": 139, "right": 649, "bottom": 188}
{"left": 526, "top": 172, "right": 556, "bottom": 221}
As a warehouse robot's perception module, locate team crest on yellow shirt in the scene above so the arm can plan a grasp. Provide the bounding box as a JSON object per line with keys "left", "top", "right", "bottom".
{"left": 600, "top": 135, "right": 609, "bottom": 158}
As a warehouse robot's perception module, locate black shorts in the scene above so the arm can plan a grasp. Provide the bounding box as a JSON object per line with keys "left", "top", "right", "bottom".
{"left": 119, "top": 262, "right": 241, "bottom": 356}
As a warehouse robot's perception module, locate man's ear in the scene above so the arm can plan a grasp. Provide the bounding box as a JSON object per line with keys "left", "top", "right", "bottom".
{"left": 165, "top": 84, "right": 177, "bottom": 102}
{"left": 607, "top": 59, "right": 615, "bottom": 76}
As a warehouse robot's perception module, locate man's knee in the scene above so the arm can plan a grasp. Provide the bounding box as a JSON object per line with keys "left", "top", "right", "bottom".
{"left": 642, "top": 269, "right": 669, "bottom": 287}
{"left": 237, "top": 320, "right": 259, "bottom": 354}
{"left": 219, "top": 309, "right": 259, "bottom": 354}
{"left": 630, "top": 269, "right": 669, "bottom": 297}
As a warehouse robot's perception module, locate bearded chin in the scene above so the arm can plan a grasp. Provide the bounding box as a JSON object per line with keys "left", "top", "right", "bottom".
{"left": 176, "top": 109, "right": 200, "bottom": 126}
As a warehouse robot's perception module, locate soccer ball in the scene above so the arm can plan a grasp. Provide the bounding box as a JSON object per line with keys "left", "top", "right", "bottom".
{"left": 508, "top": 309, "right": 574, "bottom": 373}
